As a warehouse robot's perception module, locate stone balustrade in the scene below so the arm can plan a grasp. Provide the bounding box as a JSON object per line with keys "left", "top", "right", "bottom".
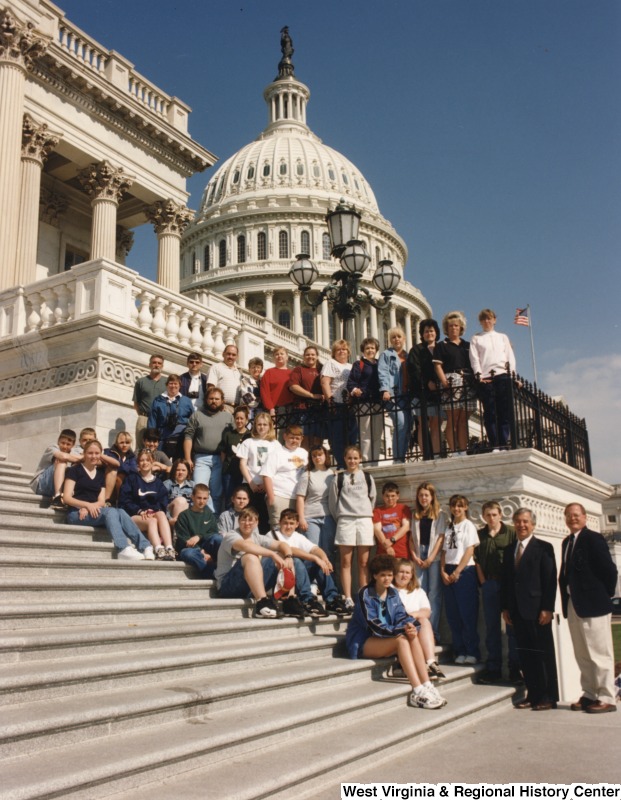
{"left": 0, "top": 259, "right": 327, "bottom": 363}
{"left": 57, "top": 23, "right": 108, "bottom": 75}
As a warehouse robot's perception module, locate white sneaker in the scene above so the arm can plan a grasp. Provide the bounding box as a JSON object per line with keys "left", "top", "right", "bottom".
{"left": 143, "top": 546, "right": 155, "bottom": 561}
{"left": 426, "top": 684, "right": 448, "bottom": 707}
{"left": 455, "top": 655, "right": 467, "bottom": 665}
{"left": 118, "top": 546, "right": 145, "bottom": 561}
{"left": 464, "top": 655, "right": 478, "bottom": 665}
{"left": 344, "top": 597, "right": 354, "bottom": 611}
{"left": 409, "top": 687, "right": 444, "bottom": 709}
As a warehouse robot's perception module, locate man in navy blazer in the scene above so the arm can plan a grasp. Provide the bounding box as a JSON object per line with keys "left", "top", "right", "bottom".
{"left": 560, "top": 503, "right": 618, "bottom": 714}
{"left": 501, "top": 507, "right": 558, "bottom": 710}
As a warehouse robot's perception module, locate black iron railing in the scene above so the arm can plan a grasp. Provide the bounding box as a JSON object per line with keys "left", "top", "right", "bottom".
{"left": 273, "top": 369, "right": 591, "bottom": 474}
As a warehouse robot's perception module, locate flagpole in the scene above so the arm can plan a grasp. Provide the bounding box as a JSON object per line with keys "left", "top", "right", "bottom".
{"left": 527, "top": 304, "right": 538, "bottom": 386}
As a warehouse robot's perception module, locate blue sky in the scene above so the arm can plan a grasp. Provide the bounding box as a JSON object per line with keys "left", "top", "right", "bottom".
{"left": 58, "top": 0, "right": 620, "bottom": 482}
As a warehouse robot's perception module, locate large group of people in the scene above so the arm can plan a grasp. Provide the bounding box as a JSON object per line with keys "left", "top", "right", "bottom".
{"left": 30, "top": 330, "right": 618, "bottom": 713}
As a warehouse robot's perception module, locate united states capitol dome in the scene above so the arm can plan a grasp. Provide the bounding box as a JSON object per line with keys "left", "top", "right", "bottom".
{"left": 180, "top": 29, "right": 431, "bottom": 355}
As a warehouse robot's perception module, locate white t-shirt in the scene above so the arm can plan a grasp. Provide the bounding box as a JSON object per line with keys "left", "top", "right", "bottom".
{"left": 442, "top": 518, "right": 479, "bottom": 566}
{"left": 260, "top": 443, "right": 308, "bottom": 499}
{"left": 398, "top": 586, "right": 431, "bottom": 615}
{"left": 236, "top": 438, "right": 277, "bottom": 485}
{"left": 321, "top": 358, "right": 352, "bottom": 403}
{"left": 272, "top": 529, "right": 314, "bottom": 554}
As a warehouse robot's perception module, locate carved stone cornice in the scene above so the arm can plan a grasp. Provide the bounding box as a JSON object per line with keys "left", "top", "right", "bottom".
{"left": 39, "top": 188, "right": 68, "bottom": 226}
{"left": 78, "top": 161, "right": 133, "bottom": 204}
{"left": 0, "top": 8, "right": 49, "bottom": 70}
{"left": 22, "top": 114, "right": 61, "bottom": 165}
{"left": 145, "top": 199, "right": 193, "bottom": 236}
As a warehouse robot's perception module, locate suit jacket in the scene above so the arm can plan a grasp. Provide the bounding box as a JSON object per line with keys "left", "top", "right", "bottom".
{"left": 501, "top": 536, "right": 557, "bottom": 621}
{"left": 559, "top": 527, "right": 618, "bottom": 619}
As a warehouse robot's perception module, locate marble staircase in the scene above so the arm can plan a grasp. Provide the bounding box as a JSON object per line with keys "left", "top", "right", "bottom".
{"left": 0, "top": 460, "right": 513, "bottom": 799}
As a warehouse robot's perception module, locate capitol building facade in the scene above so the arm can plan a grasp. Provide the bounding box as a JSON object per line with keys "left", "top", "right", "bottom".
{"left": 179, "top": 41, "right": 431, "bottom": 355}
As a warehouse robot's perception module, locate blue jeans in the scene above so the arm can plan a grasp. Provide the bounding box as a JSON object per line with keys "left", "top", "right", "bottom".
{"left": 294, "top": 556, "right": 339, "bottom": 603}
{"left": 415, "top": 545, "right": 442, "bottom": 642}
{"left": 388, "top": 396, "right": 412, "bottom": 462}
{"left": 481, "top": 577, "right": 519, "bottom": 672}
{"left": 193, "top": 453, "right": 223, "bottom": 516}
{"left": 328, "top": 403, "right": 358, "bottom": 469}
{"left": 304, "top": 515, "right": 337, "bottom": 562}
{"left": 179, "top": 534, "right": 223, "bottom": 579}
{"left": 218, "top": 555, "right": 279, "bottom": 599}
{"left": 479, "top": 374, "right": 513, "bottom": 448}
{"left": 66, "top": 507, "right": 150, "bottom": 552}
{"left": 443, "top": 564, "right": 480, "bottom": 659}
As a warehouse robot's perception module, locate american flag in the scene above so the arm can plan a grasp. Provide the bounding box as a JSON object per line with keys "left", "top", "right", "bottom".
{"left": 514, "top": 307, "right": 530, "bottom": 327}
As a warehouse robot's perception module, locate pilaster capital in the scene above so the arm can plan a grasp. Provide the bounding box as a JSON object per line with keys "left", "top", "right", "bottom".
{"left": 78, "top": 161, "right": 133, "bottom": 204}
{"left": 145, "top": 199, "right": 193, "bottom": 236}
{"left": 0, "top": 9, "right": 49, "bottom": 70}
{"left": 39, "top": 188, "right": 68, "bottom": 226}
{"left": 22, "top": 114, "right": 61, "bottom": 165}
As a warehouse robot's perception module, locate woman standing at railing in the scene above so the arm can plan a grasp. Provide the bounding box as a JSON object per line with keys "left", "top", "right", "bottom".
{"left": 378, "top": 327, "right": 411, "bottom": 463}
{"left": 148, "top": 374, "right": 194, "bottom": 458}
{"left": 433, "top": 311, "right": 474, "bottom": 457}
{"left": 406, "top": 318, "right": 443, "bottom": 459}
{"left": 320, "top": 339, "right": 356, "bottom": 470}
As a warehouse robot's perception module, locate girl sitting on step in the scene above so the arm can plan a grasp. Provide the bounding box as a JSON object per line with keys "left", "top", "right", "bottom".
{"left": 345, "top": 554, "right": 447, "bottom": 709}
{"left": 118, "top": 449, "right": 175, "bottom": 561}
{"left": 64, "top": 440, "right": 152, "bottom": 562}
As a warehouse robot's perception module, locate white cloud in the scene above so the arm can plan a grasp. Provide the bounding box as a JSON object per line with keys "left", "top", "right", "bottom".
{"left": 543, "top": 354, "right": 621, "bottom": 485}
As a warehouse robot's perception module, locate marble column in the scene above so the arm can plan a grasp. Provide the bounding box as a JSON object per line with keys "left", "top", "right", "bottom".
{"left": 321, "top": 300, "right": 330, "bottom": 347}
{"left": 389, "top": 305, "right": 397, "bottom": 328}
{"left": 292, "top": 290, "right": 302, "bottom": 334}
{"left": 265, "top": 290, "right": 274, "bottom": 320}
{"left": 404, "top": 310, "right": 413, "bottom": 350}
{"left": 369, "top": 304, "right": 379, "bottom": 339}
{"left": 145, "top": 199, "right": 193, "bottom": 293}
{"left": 0, "top": 10, "right": 48, "bottom": 290}
{"left": 15, "top": 114, "right": 61, "bottom": 285}
{"left": 79, "top": 161, "right": 133, "bottom": 262}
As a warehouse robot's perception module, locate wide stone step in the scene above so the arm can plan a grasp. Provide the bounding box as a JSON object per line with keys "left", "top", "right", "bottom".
{"left": 0, "top": 576, "right": 213, "bottom": 603}
{"left": 0, "top": 618, "right": 346, "bottom": 704}
{"left": 0, "top": 460, "right": 26, "bottom": 473}
{"left": 0, "top": 473, "right": 34, "bottom": 487}
{"left": 0, "top": 554, "right": 195, "bottom": 583}
{"left": 0, "top": 674, "right": 511, "bottom": 800}
{"left": 0, "top": 646, "right": 373, "bottom": 758}
{"left": 0, "top": 595, "right": 249, "bottom": 630}
{"left": 0, "top": 613, "right": 346, "bottom": 664}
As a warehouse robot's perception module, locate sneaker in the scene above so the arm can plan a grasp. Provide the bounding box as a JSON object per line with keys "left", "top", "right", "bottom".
{"left": 426, "top": 684, "right": 448, "bottom": 707}
{"left": 155, "top": 546, "right": 166, "bottom": 560}
{"left": 303, "top": 597, "right": 329, "bottom": 618}
{"left": 427, "top": 661, "right": 446, "bottom": 681}
{"left": 143, "top": 547, "right": 156, "bottom": 561}
{"left": 163, "top": 546, "right": 176, "bottom": 561}
{"left": 464, "top": 655, "right": 478, "bottom": 665}
{"left": 282, "top": 596, "right": 307, "bottom": 618}
{"left": 118, "top": 546, "right": 145, "bottom": 561}
{"left": 344, "top": 597, "right": 355, "bottom": 612}
{"left": 50, "top": 494, "right": 66, "bottom": 510}
{"left": 325, "top": 597, "right": 350, "bottom": 616}
{"left": 253, "top": 597, "right": 278, "bottom": 619}
{"left": 409, "top": 687, "right": 444, "bottom": 709}
{"left": 454, "top": 655, "right": 467, "bottom": 665}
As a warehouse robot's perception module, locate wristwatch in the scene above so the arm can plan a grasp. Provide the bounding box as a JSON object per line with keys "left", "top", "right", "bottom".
{"left": 390, "top": 536, "right": 397, "bottom": 544}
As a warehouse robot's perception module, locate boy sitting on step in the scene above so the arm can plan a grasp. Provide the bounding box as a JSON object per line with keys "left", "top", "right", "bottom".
{"left": 270, "top": 509, "right": 349, "bottom": 618}
{"left": 30, "top": 429, "right": 80, "bottom": 508}
{"left": 215, "top": 507, "right": 294, "bottom": 619}
{"left": 175, "top": 483, "right": 222, "bottom": 579}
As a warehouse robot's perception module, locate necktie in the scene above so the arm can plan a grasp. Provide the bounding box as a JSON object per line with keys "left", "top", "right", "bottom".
{"left": 515, "top": 542, "right": 524, "bottom": 566}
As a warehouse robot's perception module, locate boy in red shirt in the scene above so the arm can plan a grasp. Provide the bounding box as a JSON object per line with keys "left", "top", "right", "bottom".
{"left": 373, "top": 481, "right": 411, "bottom": 559}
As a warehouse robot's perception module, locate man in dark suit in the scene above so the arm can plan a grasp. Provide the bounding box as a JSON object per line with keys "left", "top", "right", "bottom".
{"left": 560, "top": 502, "right": 618, "bottom": 714}
{"left": 180, "top": 352, "right": 208, "bottom": 411}
{"left": 501, "top": 507, "right": 558, "bottom": 710}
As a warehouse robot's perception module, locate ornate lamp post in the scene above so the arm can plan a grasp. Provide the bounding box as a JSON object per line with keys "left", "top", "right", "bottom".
{"left": 288, "top": 201, "right": 401, "bottom": 345}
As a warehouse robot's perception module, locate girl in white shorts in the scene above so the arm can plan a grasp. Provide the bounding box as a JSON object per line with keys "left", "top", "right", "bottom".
{"left": 328, "top": 445, "right": 377, "bottom": 610}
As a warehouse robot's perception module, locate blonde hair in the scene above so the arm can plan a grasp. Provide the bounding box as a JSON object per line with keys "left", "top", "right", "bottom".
{"left": 414, "top": 481, "right": 441, "bottom": 520}
{"left": 387, "top": 326, "right": 406, "bottom": 341}
{"left": 442, "top": 311, "right": 466, "bottom": 336}
{"left": 331, "top": 339, "right": 351, "bottom": 358}
{"left": 396, "top": 558, "right": 420, "bottom": 592}
{"left": 251, "top": 412, "right": 276, "bottom": 441}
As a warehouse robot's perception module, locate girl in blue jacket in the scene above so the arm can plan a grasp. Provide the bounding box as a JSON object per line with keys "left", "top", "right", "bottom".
{"left": 345, "top": 555, "right": 447, "bottom": 708}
